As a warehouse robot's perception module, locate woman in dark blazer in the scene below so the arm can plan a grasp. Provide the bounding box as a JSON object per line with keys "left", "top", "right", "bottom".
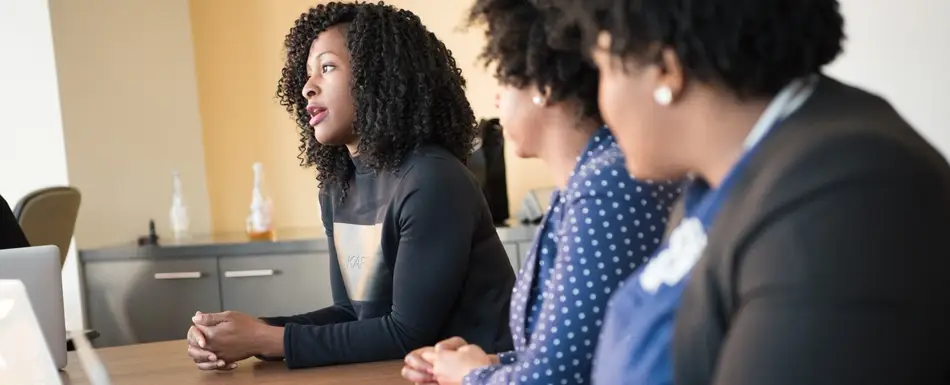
{"left": 549, "top": 0, "right": 950, "bottom": 384}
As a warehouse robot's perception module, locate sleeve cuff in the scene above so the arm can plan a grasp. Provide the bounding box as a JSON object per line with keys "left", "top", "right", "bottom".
{"left": 496, "top": 350, "right": 518, "bottom": 365}
{"left": 281, "top": 322, "right": 315, "bottom": 369}
{"left": 259, "top": 316, "right": 286, "bottom": 327}
{"left": 253, "top": 318, "right": 288, "bottom": 362}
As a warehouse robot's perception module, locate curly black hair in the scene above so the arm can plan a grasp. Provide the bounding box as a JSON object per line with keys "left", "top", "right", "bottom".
{"left": 468, "top": 0, "right": 601, "bottom": 123}
{"left": 551, "top": 0, "right": 845, "bottom": 98}
{"left": 277, "top": 1, "right": 477, "bottom": 195}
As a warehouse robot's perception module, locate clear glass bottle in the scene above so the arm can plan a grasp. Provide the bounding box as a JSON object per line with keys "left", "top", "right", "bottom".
{"left": 169, "top": 170, "right": 190, "bottom": 241}
{"left": 246, "top": 162, "right": 275, "bottom": 241}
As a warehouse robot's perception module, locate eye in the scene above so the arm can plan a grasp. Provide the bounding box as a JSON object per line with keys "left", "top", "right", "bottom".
{"left": 321, "top": 63, "right": 336, "bottom": 74}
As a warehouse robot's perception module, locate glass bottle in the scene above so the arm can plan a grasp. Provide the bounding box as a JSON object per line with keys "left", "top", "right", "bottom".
{"left": 169, "top": 170, "right": 190, "bottom": 241}
{"left": 246, "top": 162, "right": 275, "bottom": 241}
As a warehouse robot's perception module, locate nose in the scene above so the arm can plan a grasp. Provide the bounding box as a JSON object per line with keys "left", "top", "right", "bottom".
{"left": 494, "top": 92, "right": 500, "bottom": 109}
{"left": 301, "top": 75, "right": 319, "bottom": 100}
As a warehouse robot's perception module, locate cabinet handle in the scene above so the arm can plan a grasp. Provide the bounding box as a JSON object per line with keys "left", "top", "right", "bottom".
{"left": 154, "top": 272, "right": 202, "bottom": 280}
{"left": 224, "top": 269, "right": 275, "bottom": 278}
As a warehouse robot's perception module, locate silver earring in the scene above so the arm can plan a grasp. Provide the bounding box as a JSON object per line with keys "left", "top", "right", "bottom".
{"left": 532, "top": 95, "right": 544, "bottom": 106}
{"left": 653, "top": 86, "right": 673, "bottom": 106}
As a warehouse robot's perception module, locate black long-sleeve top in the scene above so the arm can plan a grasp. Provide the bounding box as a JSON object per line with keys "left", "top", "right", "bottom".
{"left": 261, "top": 145, "right": 516, "bottom": 369}
{"left": 0, "top": 194, "right": 29, "bottom": 250}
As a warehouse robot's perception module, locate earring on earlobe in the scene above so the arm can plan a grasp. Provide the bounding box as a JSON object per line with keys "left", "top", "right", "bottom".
{"left": 653, "top": 86, "right": 673, "bottom": 106}
{"left": 532, "top": 95, "right": 544, "bottom": 106}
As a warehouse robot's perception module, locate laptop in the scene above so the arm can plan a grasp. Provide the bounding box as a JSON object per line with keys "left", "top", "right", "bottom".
{"left": 0, "top": 279, "right": 63, "bottom": 385}
{"left": 0, "top": 245, "right": 67, "bottom": 369}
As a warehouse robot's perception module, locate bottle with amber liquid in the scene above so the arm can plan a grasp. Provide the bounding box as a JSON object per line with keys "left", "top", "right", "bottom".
{"left": 246, "top": 162, "right": 275, "bottom": 241}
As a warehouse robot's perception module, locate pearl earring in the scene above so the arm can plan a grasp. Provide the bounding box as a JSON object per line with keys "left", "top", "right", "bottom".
{"left": 653, "top": 86, "right": 673, "bottom": 106}
{"left": 532, "top": 95, "right": 544, "bottom": 106}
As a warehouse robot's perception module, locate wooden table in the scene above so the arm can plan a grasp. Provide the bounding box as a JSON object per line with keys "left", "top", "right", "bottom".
{"left": 59, "top": 340, "right": 407, "bottom": 384}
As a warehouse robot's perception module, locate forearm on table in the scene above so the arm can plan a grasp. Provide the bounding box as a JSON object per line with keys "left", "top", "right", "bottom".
{"left": 255, "top": 324, "right": 286, "bottom": 358}
{"left": 260, "top": 305, "right": 356, "bottom": 327}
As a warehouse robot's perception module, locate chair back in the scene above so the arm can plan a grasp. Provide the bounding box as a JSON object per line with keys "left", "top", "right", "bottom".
{"left": 13, "top": 186, "right": 81, "bottom": 267}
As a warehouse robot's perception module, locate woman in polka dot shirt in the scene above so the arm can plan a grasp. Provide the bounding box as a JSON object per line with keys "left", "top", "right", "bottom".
{"left": 400, "top": 1, "right": 681, "bottom": 384}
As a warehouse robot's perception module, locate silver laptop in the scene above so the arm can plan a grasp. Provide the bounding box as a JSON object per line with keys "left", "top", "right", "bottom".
{"left": 0, "top": 246, "right": 67, "bottom": 369}
{"left": 0, "top": 279, "right": 63, "bottom": 385}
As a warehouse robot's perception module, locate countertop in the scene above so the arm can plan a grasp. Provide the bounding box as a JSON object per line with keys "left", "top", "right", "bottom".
{"left": 79, "top": 225, "right": 538, "bottom": 262}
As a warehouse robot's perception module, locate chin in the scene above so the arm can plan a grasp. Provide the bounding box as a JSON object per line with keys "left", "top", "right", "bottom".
{"left": 313, "top": 127, "right": 347, "bottom": 146}
{"left": 510, "top": 144, "right": 535, "bottom": 159}
{"left": 624, "top": 157, "right": 683, "bottom": 182}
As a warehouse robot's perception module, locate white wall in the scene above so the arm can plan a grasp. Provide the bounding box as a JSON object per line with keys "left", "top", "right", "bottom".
{"left": 49, "top": 0, "right": 212, "bottom": 250}
{"left": 0, "top": 0, "right": 81, "bottom": 329}
{"left": 0, "top": 1, "right": 69, "bottom": 204}
{"left": 826, "top": 0, "right": 950, "bottom": 158}
{"left": 46, "top": 0, "right": 213, "bottom": 329}
{"left": 1, "top": 0, "right": 212, "bottom": 330}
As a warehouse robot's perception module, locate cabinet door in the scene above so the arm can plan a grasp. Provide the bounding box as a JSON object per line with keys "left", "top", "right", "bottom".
{"left": 83, "top": 257, "right": 221, "bottom": 347}
{"left": 219, "top": 252, "right": 333, "bottom": 319}
{"left": 517, "top": 241, "right": 535, "bottom": 267}
{"left": 503, "top": 243, "right": 520, "bottom": 272}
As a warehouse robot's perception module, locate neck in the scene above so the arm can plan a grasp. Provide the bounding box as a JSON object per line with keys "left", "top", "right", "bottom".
{"left": 689, "top": 95, "right": 771, "bottom": 188}
{"left": 538, "top": 119, "right": 601, "bottom": 189}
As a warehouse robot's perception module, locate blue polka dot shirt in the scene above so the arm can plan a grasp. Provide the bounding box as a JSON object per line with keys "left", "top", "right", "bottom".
{"left": 464, "top": 127, "right": 682, "bottom": 385}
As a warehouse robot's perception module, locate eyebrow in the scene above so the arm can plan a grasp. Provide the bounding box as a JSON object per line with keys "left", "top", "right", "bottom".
{"left": 307, "top": 52, "right": 335, "bottom": 75}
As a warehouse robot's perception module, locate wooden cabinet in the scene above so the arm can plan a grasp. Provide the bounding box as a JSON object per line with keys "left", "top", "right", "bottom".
{"left": 219, "top": 252, "right": 333, "bottom": 319}
{"left": 83, "top": 257, "right": 221, "bottom": 347}
{"left": 517, "top": 241, "right": 535, "bottom": 264}
{"left": 503, "top": 243, "right": 521, "bottom": 272}
{"left": 80, "top": 226, "right": 537, "bottom": 348}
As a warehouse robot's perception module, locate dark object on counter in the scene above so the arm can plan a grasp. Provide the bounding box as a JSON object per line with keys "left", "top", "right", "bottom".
{"left": 137, "top": 219, "right": 160, "bottom": 246}
{"left": 66, "top": 329, "right": 100, "bottom": 352}
{"left": 469, "top": 118, "right": 510, "bottom": 226}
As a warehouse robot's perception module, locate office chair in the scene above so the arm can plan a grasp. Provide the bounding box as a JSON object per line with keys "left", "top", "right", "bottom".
{"left": 12, "top": 186, "right": 97, "bottom": 350}
{"left": 13, "top": 186, "right": 81, "bottom": 268}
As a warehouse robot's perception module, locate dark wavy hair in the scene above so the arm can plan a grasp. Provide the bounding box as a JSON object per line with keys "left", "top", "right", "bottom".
{"left": 277, "top": 1, "right": 477, "bottom": 195}
{"left": 551, "top": 0, "right": 845, "bottom": 98}
{"left": 468, "top": 0, "right": 601, "bottom": 123}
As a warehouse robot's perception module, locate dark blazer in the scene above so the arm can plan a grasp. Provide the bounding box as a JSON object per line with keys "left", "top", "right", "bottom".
{"left": 674, "top": 76, "right": 950, "bottom": 385}
{"left": 0, "top": 194, "right": 30, "bottom": 250}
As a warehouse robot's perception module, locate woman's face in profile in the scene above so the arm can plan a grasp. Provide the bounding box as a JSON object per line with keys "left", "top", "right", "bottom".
{"left": 300, "top": 24, "right": 358, "bottom": 147}
{"left": 591, "top": 32, "right": 681, "bottom": 181}
{"left": 496, "top": 83, "right": 545, "bottom": 159}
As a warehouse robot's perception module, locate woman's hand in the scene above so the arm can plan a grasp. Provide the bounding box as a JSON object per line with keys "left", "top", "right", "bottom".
{"left": 402, "top": 346, "right": 437, "bottom": 384}
{"left": 186, "top": 324, "right": 237, "bottom": 371}
{"left": 423, "top": 342, "right": 494, "bottom": 385}
{"left": 402, "top": 337, "right": 470, "bottom": 384}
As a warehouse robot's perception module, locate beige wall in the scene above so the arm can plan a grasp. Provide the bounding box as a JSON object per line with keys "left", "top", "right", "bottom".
{"left": 189, "top": 0, "right": 552, "bottom": 233}
{"left": 189, "top": 0, "right": 325, "bottom": 234}
{"left": 50, "top": 0, "right": 212, "bottom": 251}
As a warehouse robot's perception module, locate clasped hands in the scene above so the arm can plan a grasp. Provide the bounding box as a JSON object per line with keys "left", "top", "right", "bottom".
{"left": 185, "top": 310, "right": 284, "bottom": 371}
{"left": 401, "top": 337, "right": 499, "bottom": 385}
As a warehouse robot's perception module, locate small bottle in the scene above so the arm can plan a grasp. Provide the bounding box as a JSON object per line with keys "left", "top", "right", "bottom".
{"left": 169, "top": 170, "right": 190, "bottom": 241}
{"left": 246, "top": 162, "right": 275, "bottom": 241}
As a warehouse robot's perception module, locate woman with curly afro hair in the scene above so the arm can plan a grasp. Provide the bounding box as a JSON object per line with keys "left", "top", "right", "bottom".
{"left": 184, "top": 1, "right": 516, "bottom": 371}
{"left": 548, "top": 0, "right": 950, "bottom": 384}
{"left": 401, "top": 0, "right": 680, "bottom": 384}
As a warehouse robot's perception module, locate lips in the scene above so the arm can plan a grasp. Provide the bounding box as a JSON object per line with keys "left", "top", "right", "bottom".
{"left": 306, "top": 104, "right": 329, "bottom": 126}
